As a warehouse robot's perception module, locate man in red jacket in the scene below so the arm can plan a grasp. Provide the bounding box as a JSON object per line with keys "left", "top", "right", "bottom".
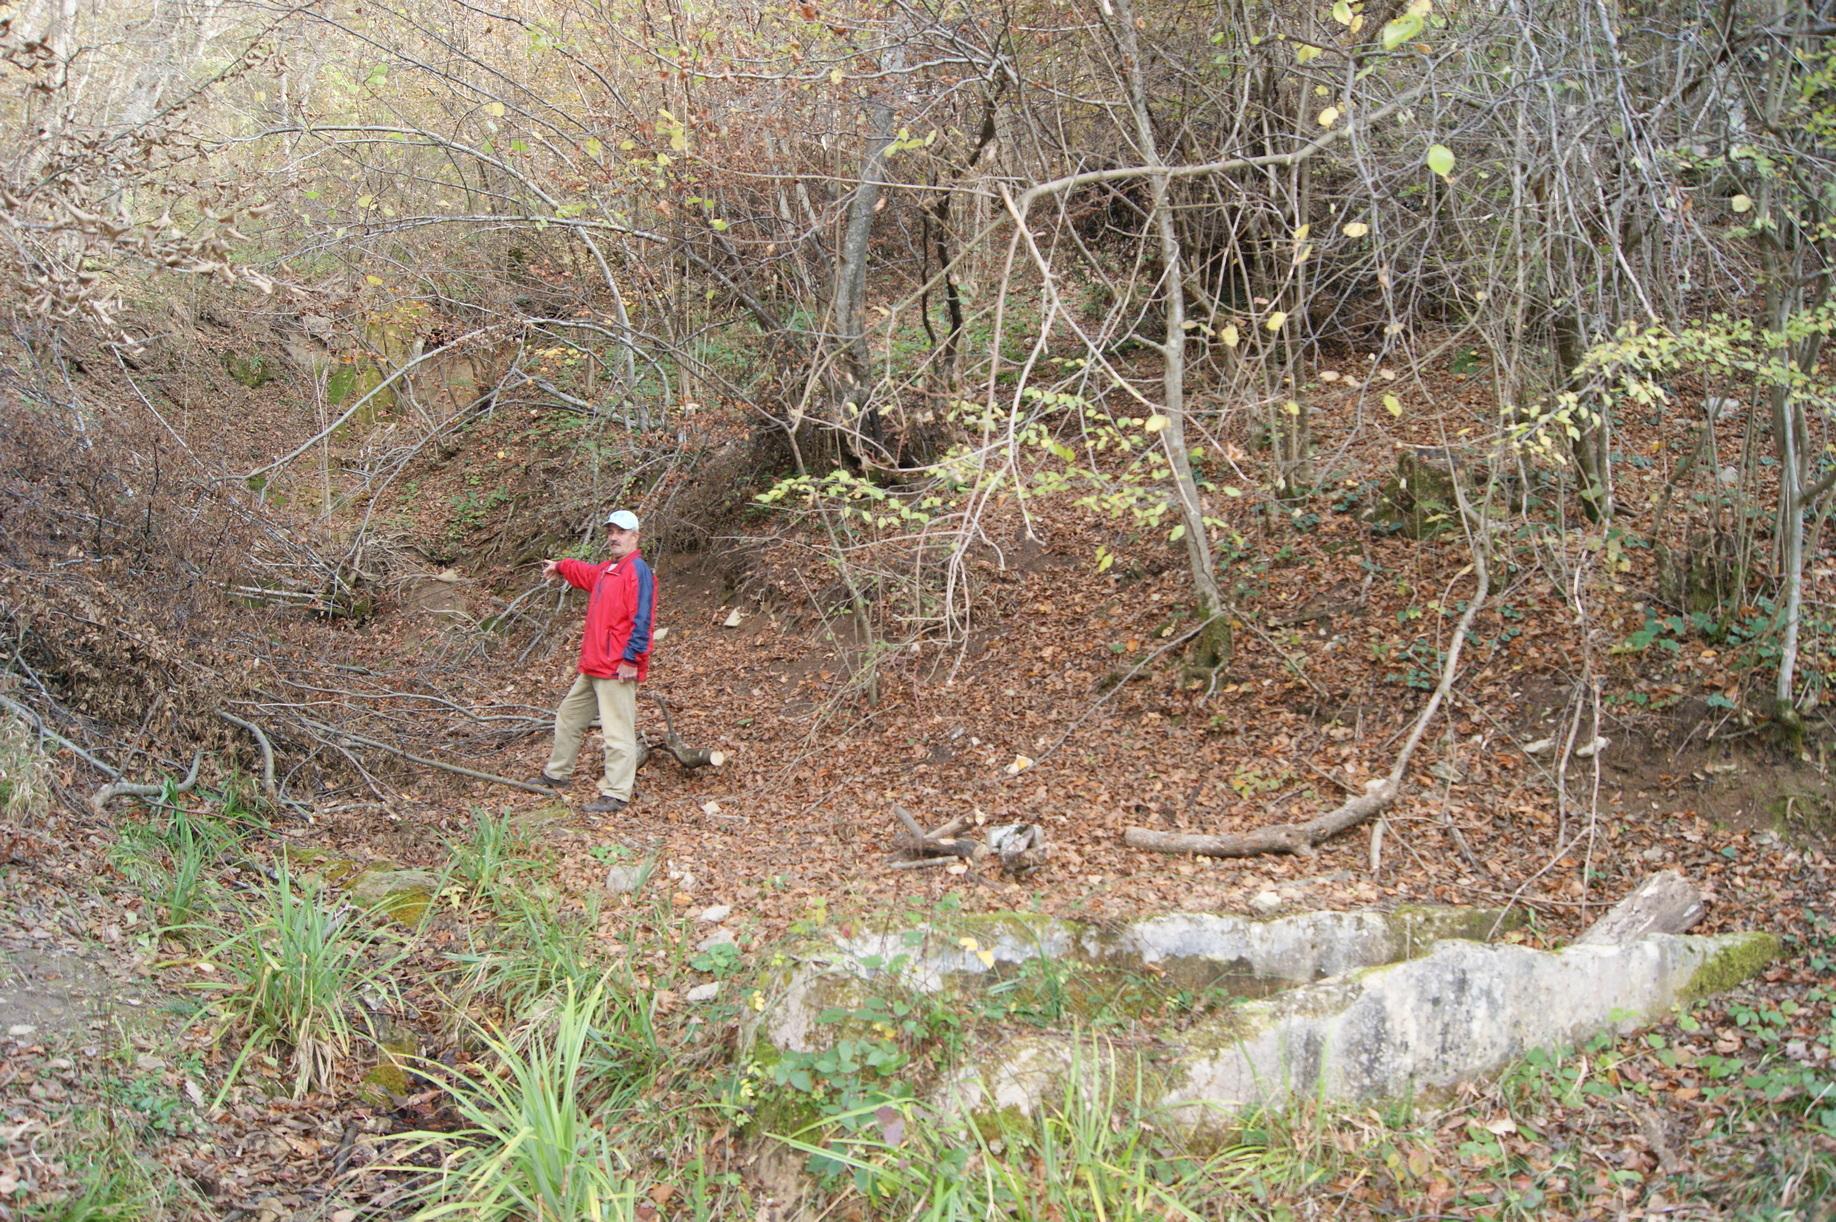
{"left": 530, "top": 509, "right": 657, "bottom": 813}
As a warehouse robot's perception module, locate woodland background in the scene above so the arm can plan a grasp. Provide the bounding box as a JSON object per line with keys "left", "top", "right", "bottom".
{"left": 0, "top": 0, "right": 1834, "bottom": 1218}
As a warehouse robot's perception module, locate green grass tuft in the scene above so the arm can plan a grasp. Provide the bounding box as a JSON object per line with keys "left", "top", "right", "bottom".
{"left": 202, "top": 857, "right": 403, "bottom": 1098}
{"left": 392, "top": 978, "right": 650, "bottom": 1220}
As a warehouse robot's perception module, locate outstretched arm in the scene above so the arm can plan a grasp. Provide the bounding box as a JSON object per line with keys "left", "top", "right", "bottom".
{"left": 544, "top": 558, "right": 598, "bottom": 590}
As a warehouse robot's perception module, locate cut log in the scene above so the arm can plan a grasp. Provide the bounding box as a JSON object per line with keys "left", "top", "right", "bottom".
{"left": 637, "top": 693, "right": 725, "bottom": 771}
{"left": 638, "top": 738, "right": 726, "bottom": 770}
{"left": 1574, "top": 871, "right": 1706, "bottom": 946}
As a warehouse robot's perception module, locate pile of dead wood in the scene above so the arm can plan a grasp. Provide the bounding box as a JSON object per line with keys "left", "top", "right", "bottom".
{"left": 889, "top": 805, "right": 1047, "bottom": 875}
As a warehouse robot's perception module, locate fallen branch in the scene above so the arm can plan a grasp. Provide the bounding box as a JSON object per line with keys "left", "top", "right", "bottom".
{"left": 927, "top": 815, "right": 970, "bottom": 840}
{"left": 216, "top": 710, "right": 278, "bottom": 805}
{"left": 892, "top": 803, "right": 976, "bottom": 859}
{"left": 302, "top": 720, "right": 553, "bottom": 794}
{"left": 638, "top": 693, "right": 726, "bottom": 770}
{"left": 0, "top": 693, "right": 121, "bottom": 778}
{"left": 1127, "top": 483, "right": 1491, "bottom": 859}
{"left": 888, "top": 856, "right": 961, "bottom": 872}
{"left": 92, "top": 751, "right": 204, "bottom": 816}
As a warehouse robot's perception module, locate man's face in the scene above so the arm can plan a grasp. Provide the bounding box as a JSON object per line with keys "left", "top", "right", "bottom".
{"left": 606, "top": 525, "right": 639, "bottom": 559}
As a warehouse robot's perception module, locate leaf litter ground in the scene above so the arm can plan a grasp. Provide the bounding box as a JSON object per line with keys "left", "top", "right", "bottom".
{"left": 3, "top": 363, "right": 1834, "bottom": 1218}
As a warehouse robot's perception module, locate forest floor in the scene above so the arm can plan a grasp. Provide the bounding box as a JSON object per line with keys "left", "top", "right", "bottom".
{"left": 2, "top": 334, "right": 1834, "bottom": 1219}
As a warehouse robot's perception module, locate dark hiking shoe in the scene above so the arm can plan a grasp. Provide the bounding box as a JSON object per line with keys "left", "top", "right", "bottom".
{"left": 584, "top": 795, "right": 628, "bottom": 814}
{"left": 529, "top": 773, "right": 565, "bottom": 789}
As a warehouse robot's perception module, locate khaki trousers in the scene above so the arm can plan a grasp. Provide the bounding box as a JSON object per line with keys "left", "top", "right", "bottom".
{"left": 542, "top": 673, "right": 638, "bottom": 800}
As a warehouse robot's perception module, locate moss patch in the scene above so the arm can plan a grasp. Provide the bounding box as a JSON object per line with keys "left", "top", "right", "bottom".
{"left": 223, "top": 352, "right": 277, "bottom": 388}
{"left": 1682, "top": 932, "right": 1781, "bottom": 1000}
{"left": 357, "top": 1036, "right": 419, "bottom": 1107}
{"left": 1386, "top": 905, "right": 1521, "bottom": 954}
{"left": 1767, "top": 791, "right": 1836, "bottom": 847}
{"left": 288, "top": 848, "right": 436, "bottom": 927}
{"left": 348, "top": 869, "right": 437, "bottom": 927}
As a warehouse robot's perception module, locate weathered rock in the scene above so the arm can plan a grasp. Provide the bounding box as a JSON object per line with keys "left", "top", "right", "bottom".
{"left": 755, "top": 906, "right": 1517, "bottom": 1053}
{"left": 686, "top": 983, "right": 721, "bottom": 1003}
{"left": 1574, "top": 870, "right": 1704, "bottom": 946}
{"left": 939, "top": 930, "right": 1779, "bottom": 1130}
{"left": 1098, "top": 906, "right": 1507, "bottom": 991}
{"left": 695, "top": 928, "right": 738, "bottom": 954}
{"left": 288, "top": 848, "right": 435, "bottom": 927}
{"left": 1167, "top": 931, "right": 1777, "bottom": 1124}
{"left": 698, "top": 904, "right": 732, "bottom": 924}
{"left": 347, "top": 868, "right": 439, "bottom": 927}
{"left": 357, "top": 1032, "right": 420, "bottom": 1108}
{"left": 604, "top": 863, "right": 650, "bottom": 896}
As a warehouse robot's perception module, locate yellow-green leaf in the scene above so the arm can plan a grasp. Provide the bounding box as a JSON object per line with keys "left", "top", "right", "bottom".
{"left": 1426, "top": 144, "right": 1456, "bottom": 178}
{"left": 1169, "top": 523, "right": 1187, "bottom": 542}
{"left": 1317, "top": 106, "right": 1340, "bottom": 128}
{"left": 1730, "top": 194, "right": 1753, "bottom": 214}
{"left": 1221, "top": 323, "right": 1240, "bottom": 348}
{"left": 1381, "top": 12, "right": 1424, "bottom": 49}
{"left": 1295, "top": 43, "right": 1323, "bottom": 64}
{"left": 1265, "top": 311, "right": 1287, "bottom": 332}
{"left": 1384, "top": 393, "right": 1403, "bottom": 417}
{"left": 584, "top": 137, "right": 603, "bottom": 157}
{"left": 365, "top": 274, "right": 384, "bottom": 286}
{"left": 1144, "top": 414, "right": 1170, "bottom": 433}
{"left": 484, "top": 101, "right": 506, "bottom": 117}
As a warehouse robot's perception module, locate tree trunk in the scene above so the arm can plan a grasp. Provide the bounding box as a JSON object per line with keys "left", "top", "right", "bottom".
{"left": 1110, "top": 0, "right": 1230, "bottom": 665}
{"left": 827, "top": 47, "right": 901, "bottom": 460}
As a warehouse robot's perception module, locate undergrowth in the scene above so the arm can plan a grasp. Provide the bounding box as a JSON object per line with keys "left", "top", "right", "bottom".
{"left": 0, "top": 708, "right": 50, "bottom": 822}
{"left": 770, "top": 1042, "right": 1273, "bottom": 1219}
{"left": 391, "top": 977, "right": 690, "bottom": 1220}
{"left": 200, "top": 858, "right": 404, "bottom": 1098}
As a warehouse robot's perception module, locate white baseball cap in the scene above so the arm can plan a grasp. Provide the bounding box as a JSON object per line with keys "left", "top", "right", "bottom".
{"left": 604, "top": 509, "right": 640, "bottom": 531}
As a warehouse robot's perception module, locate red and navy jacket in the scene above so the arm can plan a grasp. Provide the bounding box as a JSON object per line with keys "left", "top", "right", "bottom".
{"left": 556, "top": 552, "right": 656, "bottom": 680}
